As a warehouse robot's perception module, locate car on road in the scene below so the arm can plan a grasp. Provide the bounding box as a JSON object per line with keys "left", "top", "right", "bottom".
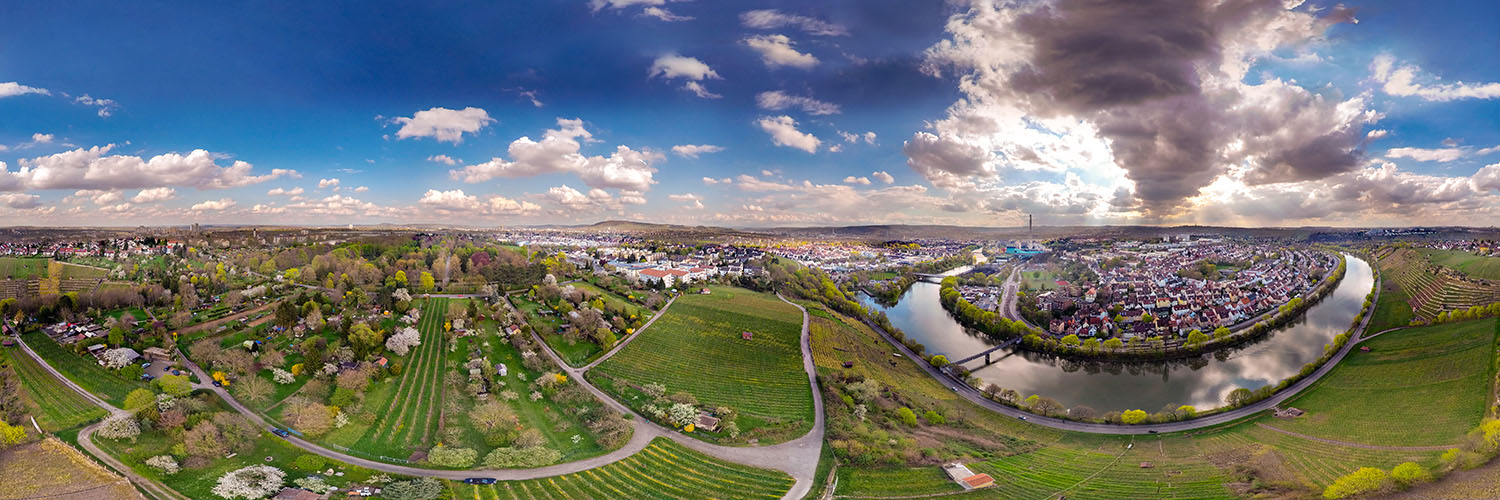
{"left": 1148, "top": 430, "right": 1159, "bottom": 434}
{"left": 212, "top": 380, "right": 222, "bottom": 387}
{"left": 271, "top": 428, "right": 290, "bottom": 437}
{"left": 1017, "top": 415, "right": 1027, "bottom": 420}
{"left": 463, "top": 478, "right": 498, "bottom": 485}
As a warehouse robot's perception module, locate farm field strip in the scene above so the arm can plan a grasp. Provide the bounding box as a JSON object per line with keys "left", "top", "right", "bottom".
{"left": 361, "top": 297, "right": 447, "bottom": 453}
{"left": 19, "top": 331, "right": 145, "bottom": 403}
{"left": 0, "top": 348, "right": 107, "bottom": 430}
{"left": 451, "top": 439, "right": 793, "bottom": 500}
{"left": 968, "top": 445, "right": 1233, "bottom": 500}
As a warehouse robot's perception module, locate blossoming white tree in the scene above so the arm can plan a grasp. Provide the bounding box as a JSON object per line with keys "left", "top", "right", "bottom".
{"left": 211, "top": 465, "right": 286, "bottom": 499}
{"left": 386, "top": 326, "right": 421, "bottom": 355}
{"left": 146, "top": 455, "right": 179, "bottom": 474}
{"left": 97, "top": 415, "right": 140, "bottom": 441}
{"left": 271, "top": 368, "right": 295, "bottom": 384}
{"left": 102, "top": 348, "right": 137, "bottom": 369}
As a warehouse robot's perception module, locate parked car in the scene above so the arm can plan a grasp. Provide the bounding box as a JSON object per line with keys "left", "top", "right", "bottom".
{"left": 271, "top": 428, "right": 290, "bottom": 437}
{"left": 463, "top": 478, "right": 497, "bottom": 485}
{"left": 139, "top": 374, "right": 154, "bottom": 381}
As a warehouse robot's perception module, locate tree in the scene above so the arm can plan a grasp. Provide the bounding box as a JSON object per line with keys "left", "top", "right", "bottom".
{"left": 1102, "top": 338, "right": 1123, "bottom": 350}
{"left": 395, "top": 270, "right": 408, "bottom": 287}
{"left": 383, "top": 478, "right": 443, "bottom": 500}
{"left": 469, "top": 400, "right": 517, "bottom": 434}
{"left": 155, "top": 374, "right": 194, "bottom": 397}
{"left": 1390, "top": 462, "right": 1430, "bottom": 487}
{"left": 210, "top": 465, "right": 286, "bottom": 499}
{"left": 274, "top": 301, "right": 298, "bottom": 328}
{"left": 347, "top": 322, "right": 383, "bottom": 356}
{"left": 386, "top": 326, "right": 421, "bottom": 355}
{"left": 1031, "top": 397, "right": 1064, "bottom": 416}
{"left": 146, "top": 455, "right": 180, "bottom": 474}
{"left": 1176, "top": 405, "right": 1197, "bottom": 419}
{"left": 123, "top": 388, "right": 156, "bottom": 411}
{"left": 1121, "top": 409, "right": 1148, "bottom": 424}
{"left": 1323, "top": 467, "right": 1388, "bottom": 499}
{"left": 420, "top": 271, "right": 435, "bottom": 293}
{"left": 1060, "top": 334, "right": 1081, "bottom": 346}
{"left": 235, "top": 376, "right": 273, "bottom": 405}
{"left": 97, "top": 415, "right": 141, "bottom": 441}
{"left": 1213, "top": 326, "right": 1231, "bottom": 339}
{"left": 185, "top": 422, "right": 227, "bottom": 458}
{"left": 482, "top": 446, "right": 563, "bottom": 468}
{"left": 1225, "top": 387, "right": 1253, "bottom": 407}
{"left": 286, "top": 401, "right": 334, "bottom": 436}
{"left": 929, "top": 354, "right": 949, "bottom": 367}
{"left": 1186, "top": 329, "right": 1209, "bottom": 346}
{"left": 102, "top": 348, "right": 137, "bottom": 369}
{"left": 667, "top": 403, "right": 698, "bottom": 428}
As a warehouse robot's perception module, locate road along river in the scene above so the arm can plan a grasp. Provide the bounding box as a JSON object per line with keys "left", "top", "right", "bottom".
{"left": 860, "top": 255, "right": 1374, "bottom": 412}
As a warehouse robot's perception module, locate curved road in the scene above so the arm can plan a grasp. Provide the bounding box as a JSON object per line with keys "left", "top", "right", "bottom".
{"left": 873, "top": 276, "right": 1382, "bottom": 434}
{"left": 10, "top": 330, "right": 191, "bottom": 500}
{"left": 172, "top": 290, "right": 824, "bottom": 499}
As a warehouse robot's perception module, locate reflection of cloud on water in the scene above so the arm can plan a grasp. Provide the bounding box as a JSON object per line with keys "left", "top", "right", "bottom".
{"left": 911, "top": 256, "right": 1373, "bottom": 412}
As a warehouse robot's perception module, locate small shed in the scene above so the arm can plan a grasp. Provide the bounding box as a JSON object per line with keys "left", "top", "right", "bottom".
{"left": 741, "top": 331, "right": 753, "bottom": 340}
{"left": 495, "top": 363, "right": 509, "bottom": 377}
{"left": 696, "top": 413, "right": 721, "bottom": 432}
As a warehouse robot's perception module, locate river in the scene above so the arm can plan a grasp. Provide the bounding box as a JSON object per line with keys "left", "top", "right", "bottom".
{"left": 859, "top": 255, "right": 1373, "bottom": 412}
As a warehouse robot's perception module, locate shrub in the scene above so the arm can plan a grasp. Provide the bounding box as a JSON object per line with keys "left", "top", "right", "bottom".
{"left": 1390, "top": 462, "right": 1431, "bottom": 487}
{"left": 382, "top": 477, "right": 443, "bottom": 500}
{"left": 1121, "top": 409, "right": 1148, "bottom": 424}
{"left": 897, "top": 407, "right": 918, "bottom": 426}
{"left": 1323, "top": 467, "right": 1388, "bottom": 499}
{"left": 291, "top": 454, "right": 325, "bottom": 472}
{"left": 923, "top": 410, "right": 946, "bottom": 425}
{"left": 426, "top": 445, "right": 478, "bottom": 468}
{"left": 482, "top": 446, "right": 562, "bottom": 468}
{"left": 145, "top": 455, "right": 179, "bottom": 474}
{"left": 124, "top": 388, "right": 156, "bottom": 411}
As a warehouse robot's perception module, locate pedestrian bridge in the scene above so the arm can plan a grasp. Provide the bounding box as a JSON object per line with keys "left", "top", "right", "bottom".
{"left": 950, "top": 337, "right": 1022, "bottom": 367}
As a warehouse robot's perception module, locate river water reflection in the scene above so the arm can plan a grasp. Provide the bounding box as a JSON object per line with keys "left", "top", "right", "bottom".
{"left": 859, "top": 255, "right": 1373, "bottom": 412}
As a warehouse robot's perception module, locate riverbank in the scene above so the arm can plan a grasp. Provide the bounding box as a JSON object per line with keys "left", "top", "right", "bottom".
{"left": 936, "top": 251, "right": 1350, "bottom": 363}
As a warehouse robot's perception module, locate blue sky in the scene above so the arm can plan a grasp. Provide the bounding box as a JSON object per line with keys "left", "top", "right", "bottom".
{"left": 3, "top": 0, "right": 1500, "bottom": 227}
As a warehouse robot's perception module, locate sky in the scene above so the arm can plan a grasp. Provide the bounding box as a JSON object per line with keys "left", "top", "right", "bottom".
{"left": 3, "top": 0, "right": 1500, "bottom": 228}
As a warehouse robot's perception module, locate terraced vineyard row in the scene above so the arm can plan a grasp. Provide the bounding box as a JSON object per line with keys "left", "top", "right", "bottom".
{"left": 448, "top": 438, "right": 793, "bottom": 500}
{"left": 19, "top": 331, "right": 146, "bottom": 403}
{"left": 0, "top": 348, "right": 106, "bottom": 430}
{"left": 1193, "top": 426, "right": 1437, "bottom": 488}
{"left": 1378, "top": 247, "right": 1500, "bottom": 320}
{"left": 356, "top": 297, "right": 448, "bottom": 455}
{"left": 593, "top": 287, "right": 812, "bottom": 421}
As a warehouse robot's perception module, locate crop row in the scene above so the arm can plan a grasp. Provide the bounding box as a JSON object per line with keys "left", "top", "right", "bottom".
{"left": 366, "top": 298, "right": 448, "bottom": 450}
{"left": 968, "top": 445, "right": 1232, "bottom": 500}
{"left": 1, "top": 349, "right": 106, "bottom": 430}
{"left": 450, "top": 438, "right": 792, "bottom": 500}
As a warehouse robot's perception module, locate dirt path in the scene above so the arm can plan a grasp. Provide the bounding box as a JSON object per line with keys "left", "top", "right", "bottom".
{"left": 1255, "top": 423, "right": 1455, "bottom": 452}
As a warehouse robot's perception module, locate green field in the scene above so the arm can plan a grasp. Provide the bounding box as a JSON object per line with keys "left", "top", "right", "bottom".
{"left": 1022, "top": 269, "right": 1059, "bottom": 291}
{"left": 0, "top": 348, "right": 107, "bottom": 430}
{"left": 1270, "top": 319, "right": 1496, "bottom": 447}
{"left": 19, "top": 331, "right": 148, "bottom": 404}
{"left": 1419, "top": 248, "right": 1500, "bottom": 280}
{"left": 446, "top": 438, "right": 793, "bottom": 500}
{"left": 0, "top": 257, "right": 49, "bottom": 279}
{"left": 1369, "top": 278, "right": 1415, "bottom": 333}
{"left": 591, "top": 285, "right": 813, "bottom": 442}
{"left": 347, "top": 297, "right": 450, "bottom": 458}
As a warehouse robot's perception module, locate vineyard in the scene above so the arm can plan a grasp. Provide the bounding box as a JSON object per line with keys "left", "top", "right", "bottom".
{"left": 0, "top": 348, "right": 107, "bottom": 430}
{"left": 591, "top": 286, "right": 813, "bottom": 433}
{"left": 0, "top": 438, "right": 140, "bottom": 500}
{"left": 971, "top": 444, "right": 1232, "bottom": 500}
{"left": 1377, "top": 247, "right": 1500, "bottom": 321}
{"left": 1419, "top": 248, "right": 1500, "bottom": 280}
{"left": 0, "top": 257, "right": 108, "bottom": 299}
{"left": 348, "top": 297, "right": 449, "bottom": 458}
{"left": 0, "top": 257, "right": 49, "bottom": 279}
{"left": 20, "top": 331, "right": 147, "bottom": 403}
{"left": 1269, "top": 319, "right": 1496, "bottom": 447}
{"left": 446, "top": 438, "right": 794, "bottom": 500}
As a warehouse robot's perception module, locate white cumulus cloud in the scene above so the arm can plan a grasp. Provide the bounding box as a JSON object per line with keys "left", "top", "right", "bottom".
{"left": 392, "top": 106, "right": 494, "bottom": 144}
{"left": 743, "top": 34, "right": 818, "bottom": 70}
{"left": 757, "top": 115, "right": 821, "bottom": 153}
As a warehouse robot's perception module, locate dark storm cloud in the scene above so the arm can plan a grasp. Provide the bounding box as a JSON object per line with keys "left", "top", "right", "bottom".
{"left": 915, "top": 0, "right": 1367, "bottom": 215}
